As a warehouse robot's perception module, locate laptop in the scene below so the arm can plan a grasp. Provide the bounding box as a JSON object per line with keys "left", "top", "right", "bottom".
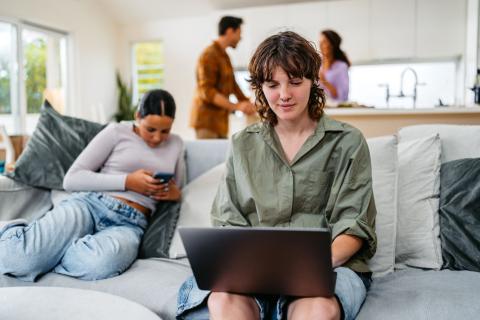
{"left": 179, "top": 226, "right": 336, "bottom": 297}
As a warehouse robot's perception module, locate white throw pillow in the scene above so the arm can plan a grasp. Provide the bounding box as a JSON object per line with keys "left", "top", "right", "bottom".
{"left": 395, "top": 134, "right": 442, "bottom": 269}
{"left": 366, "top": 135, "right": 398, "bottom": 277}
{"left": 398, "top": 124, "right": 480, "bottom": 163}
{"left": 169, "top": 163, "right": 226, "bottom": 259}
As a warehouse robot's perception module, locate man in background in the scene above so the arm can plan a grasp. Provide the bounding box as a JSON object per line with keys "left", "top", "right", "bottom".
{"left": 190, "top": 16, "right": 255, "bottom": 139}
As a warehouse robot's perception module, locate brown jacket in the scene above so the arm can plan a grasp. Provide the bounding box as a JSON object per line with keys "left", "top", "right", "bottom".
{"left": 190, "top": 41, "right": 247, "bottom": 137}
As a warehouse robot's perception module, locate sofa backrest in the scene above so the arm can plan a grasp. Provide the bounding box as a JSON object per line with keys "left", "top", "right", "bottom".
{"left": 183, "top": 123, "right": 480, "bottom": 183}
{"left": 184, "top": 140, "right": 230, "bottom": 183}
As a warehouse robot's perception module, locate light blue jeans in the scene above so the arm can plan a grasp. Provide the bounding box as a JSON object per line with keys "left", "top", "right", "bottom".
{"left": 177, "top": 267, "right": 369, "bottom": 320}
{"left": 0, "top": 192, "right": 147, "bottom": 282}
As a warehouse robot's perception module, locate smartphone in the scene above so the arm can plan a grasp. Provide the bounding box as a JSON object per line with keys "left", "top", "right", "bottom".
{"left": 153, "top": 172, "right": 174, "bottom": 182}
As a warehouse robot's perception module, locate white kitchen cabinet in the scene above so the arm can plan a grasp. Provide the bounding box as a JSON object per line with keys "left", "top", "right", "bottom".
{"left": 326, "top": 0, "right": 370, "bottom": 62}
{"left": 370, "top": 0, "right": 416, "bottom": 59}
{"left": 229, "top": 6, "right": 288, "bottom": 68}
{"left": 228, "top": 0, "right": 468, "bottom": 67}
{"left": 284, "top": 1, "right": 328, "bottom": 46}
{"left": 416, "top": 0, "right": 466, "bottom": 58}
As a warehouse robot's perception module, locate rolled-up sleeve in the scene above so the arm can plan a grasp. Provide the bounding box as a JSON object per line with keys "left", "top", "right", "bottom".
{"left": 328, "top": 137, "right": 377, "bottom": 260}
{"left": 233, "top": 80, "right": 248, "bottom": 102}
{"left": 197, "top": 53, "right": 220, "bottom": 104}
{"left": 211, "top": 148, "right": 250, "bottom": 227}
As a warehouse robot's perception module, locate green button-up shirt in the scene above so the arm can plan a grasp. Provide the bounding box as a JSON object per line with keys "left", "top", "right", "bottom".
{"left": 211, "top": 115, "right": 377, "bottom": 273}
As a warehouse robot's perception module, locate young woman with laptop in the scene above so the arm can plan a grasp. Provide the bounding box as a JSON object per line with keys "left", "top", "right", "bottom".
{"left": 177, "top": 31, "right": 377, "bottom": 320}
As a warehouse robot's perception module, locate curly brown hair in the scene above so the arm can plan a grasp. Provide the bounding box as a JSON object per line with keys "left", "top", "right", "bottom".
{"left": 248, "top": 31, "right": 326, "bottom": 126}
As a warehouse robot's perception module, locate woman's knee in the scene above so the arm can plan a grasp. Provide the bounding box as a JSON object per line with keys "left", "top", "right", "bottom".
{"left": 208, "top": 292, "right": 259, "bottom": 319}
{"left": 207, "top": 292, "right": 232, "bottom": 313}
{"left": 57, "top": 251, "right": 125, "bottom": 280}
{"left": 288, "top": 296, "right": 341, "bottom": 320}
{"left": 57, "top": 236, "right": 137, "bottom": 280}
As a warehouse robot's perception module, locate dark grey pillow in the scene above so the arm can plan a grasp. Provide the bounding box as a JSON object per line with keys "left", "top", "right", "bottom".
{"left": 439, "top": 158, "right": 480, "bottom": 272}
{"left": 7, "top": 100, "right": 105, "bottom": 190}
{"left": 138, "top": 201, "right": 181, "bottom": 259}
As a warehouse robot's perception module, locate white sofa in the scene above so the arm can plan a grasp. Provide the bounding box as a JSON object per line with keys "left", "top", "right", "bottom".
{"left": 1, "top": 125, "right": 480, "bottom": 319}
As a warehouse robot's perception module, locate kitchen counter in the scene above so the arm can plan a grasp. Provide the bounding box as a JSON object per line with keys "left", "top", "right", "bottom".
{"left": 324, "top": 106, "right": 480, "bottom": 137}
{"left": 230, "top": 106, "right": 480, "bottom": 138}
{"left": 325, "top": 106, "right": 480, "bottom": 115}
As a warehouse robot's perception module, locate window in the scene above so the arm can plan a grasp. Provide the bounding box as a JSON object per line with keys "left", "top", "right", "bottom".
{"left": 0, "top": 22, "right": 17, "bottom": 132}
{"left": 0, "top": 19, "right": 68, "bottom": 135}
{"left": 132, "top": 41, "right": 164, "bottom": 105}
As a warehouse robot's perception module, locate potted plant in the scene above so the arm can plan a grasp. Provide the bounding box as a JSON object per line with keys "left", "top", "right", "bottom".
{"left": 113, "top": 72, "right": 135, "bottom": 122}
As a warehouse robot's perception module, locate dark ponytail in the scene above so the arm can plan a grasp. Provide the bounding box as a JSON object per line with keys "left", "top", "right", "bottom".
{"left": 137, "top": 89, "right": 176, "bottom": 119}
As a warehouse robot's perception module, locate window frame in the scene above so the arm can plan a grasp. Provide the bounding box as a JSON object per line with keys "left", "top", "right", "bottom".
{"left": 0, "top": 16, "right": 70, "bottom": 134}
{"left": 130, "top": 40, "right": 165, "bottom": 105}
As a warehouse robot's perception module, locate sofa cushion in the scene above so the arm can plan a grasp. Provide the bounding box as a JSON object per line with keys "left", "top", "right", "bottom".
{"left": 366, "top": 135, "right": 398, "bottom": 277}
{"left": 439, "top": 158, "right": 480, "bottom": 272}
{"left": 0, "top": 287, "right": 161, "bottom": 320}
{"left": 169, "top": 163, "right": 225, "bottom": 259}
{"left": 398, "top": 124, "right": 480, "bottom": 163}
{"left": 396, "top": 134, "right": 442, "bottom": 270}
{"left": 357, "top": 269, "right": 480, "bottom": 320}
{"left": 139, "top": 201, "right": 181, "bottom": 259}
{"left": 6, "top": 101, "right": 105, "bottom": 190}
{"left": 0, "top": 176, "right": 52, "bottom": 221}
{"left": 0, "top": 258, "right": 192, "bottom": 320}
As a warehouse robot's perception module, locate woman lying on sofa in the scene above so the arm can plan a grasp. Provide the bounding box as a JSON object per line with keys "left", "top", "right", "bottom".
{"left": 177, "top": 32, "right": 377, "bottom": 320}
{"left": 0, "top": 89, "right": 184, "bottom": 281}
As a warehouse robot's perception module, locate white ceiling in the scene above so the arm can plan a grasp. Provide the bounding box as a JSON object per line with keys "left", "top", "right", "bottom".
{"left": 96, "top": 0, "right": 330, "bottom": 25}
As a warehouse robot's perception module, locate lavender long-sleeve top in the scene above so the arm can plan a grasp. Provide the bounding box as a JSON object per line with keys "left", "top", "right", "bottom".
{"left": 63, "top": 122, "right": 185, "bottom": 211}
{"left": 323, "top": 60, "right": 350, "bottom": 102}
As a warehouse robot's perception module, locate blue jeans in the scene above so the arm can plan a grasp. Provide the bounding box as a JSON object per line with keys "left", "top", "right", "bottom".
{"left": 177, "top": 267, "right": 369, "bottom": 320}
{"left": 0, "top": 192, "right": 147, "bottom": 281}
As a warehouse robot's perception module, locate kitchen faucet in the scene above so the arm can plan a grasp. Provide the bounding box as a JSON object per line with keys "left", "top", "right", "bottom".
{"left": 393, "top": 67, "right": 425, "bottom": 108}
{"left": 378, "top": 67, "right": 425, "bottom": 108}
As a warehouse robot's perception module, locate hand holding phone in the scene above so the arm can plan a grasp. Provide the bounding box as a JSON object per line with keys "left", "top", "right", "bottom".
{"left": 153, "top": 172, "right": 175, "bottom": 183}
{"left": 150, "top": 172, "right": 181, "bottom": 201}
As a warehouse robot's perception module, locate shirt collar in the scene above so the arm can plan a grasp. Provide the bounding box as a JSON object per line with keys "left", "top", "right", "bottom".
{"left": 245, "top": 113, "right": 346, "bottom": 134}
{"left": 246, "top": 113, "right": 346, "bottom": 166}
{"left": 213, "top": 41, "right": 228, "bottom": 57}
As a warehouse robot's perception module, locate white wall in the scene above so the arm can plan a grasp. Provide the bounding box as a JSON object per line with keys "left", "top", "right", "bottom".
{"left": 119, "top": 15, "right": 214, "bottom": 139}
{"left": 0, "top": 0, "right": 120, "bottom": 122}
{"left": 119, "top": 0, "right": 470, "bottom": 139}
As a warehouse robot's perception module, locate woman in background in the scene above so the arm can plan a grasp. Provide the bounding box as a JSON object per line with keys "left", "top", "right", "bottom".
{"left": 0, "top": 89, "right": 184, "bottom": 282}
{"left": 319, "top": 29, "right": 351, "bottom": 103}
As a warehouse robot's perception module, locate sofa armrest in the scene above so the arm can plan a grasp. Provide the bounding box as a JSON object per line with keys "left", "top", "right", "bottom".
{"left": 0, "top": 176, "right": 52, "bottom": 221}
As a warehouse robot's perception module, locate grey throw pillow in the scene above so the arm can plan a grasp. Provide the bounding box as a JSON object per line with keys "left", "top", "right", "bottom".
{"left": 439, "top": 158, "right": 480, "bottom": 272}
{"left": 7, "top": 100, "right": 105, "bottom": 190}
{"left": 138, "top": 201, "right": 181, "bottom": 259}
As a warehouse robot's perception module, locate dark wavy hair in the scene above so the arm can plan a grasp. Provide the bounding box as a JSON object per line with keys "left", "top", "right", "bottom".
{"left": 248, "top": 31, "right": 325, "bottom": 126}
{"left": 321, "top": 29, "right": 351, "bottom": 67}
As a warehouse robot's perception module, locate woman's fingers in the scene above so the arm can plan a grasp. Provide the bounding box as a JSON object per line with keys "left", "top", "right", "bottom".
{"left": 147, "top": 180, "right": 180, "bottom": 201}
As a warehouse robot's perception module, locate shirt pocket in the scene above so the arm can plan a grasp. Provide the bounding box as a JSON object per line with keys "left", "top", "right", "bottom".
{"left": 301, "top": 170, "right": 335, "bottom": 214}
